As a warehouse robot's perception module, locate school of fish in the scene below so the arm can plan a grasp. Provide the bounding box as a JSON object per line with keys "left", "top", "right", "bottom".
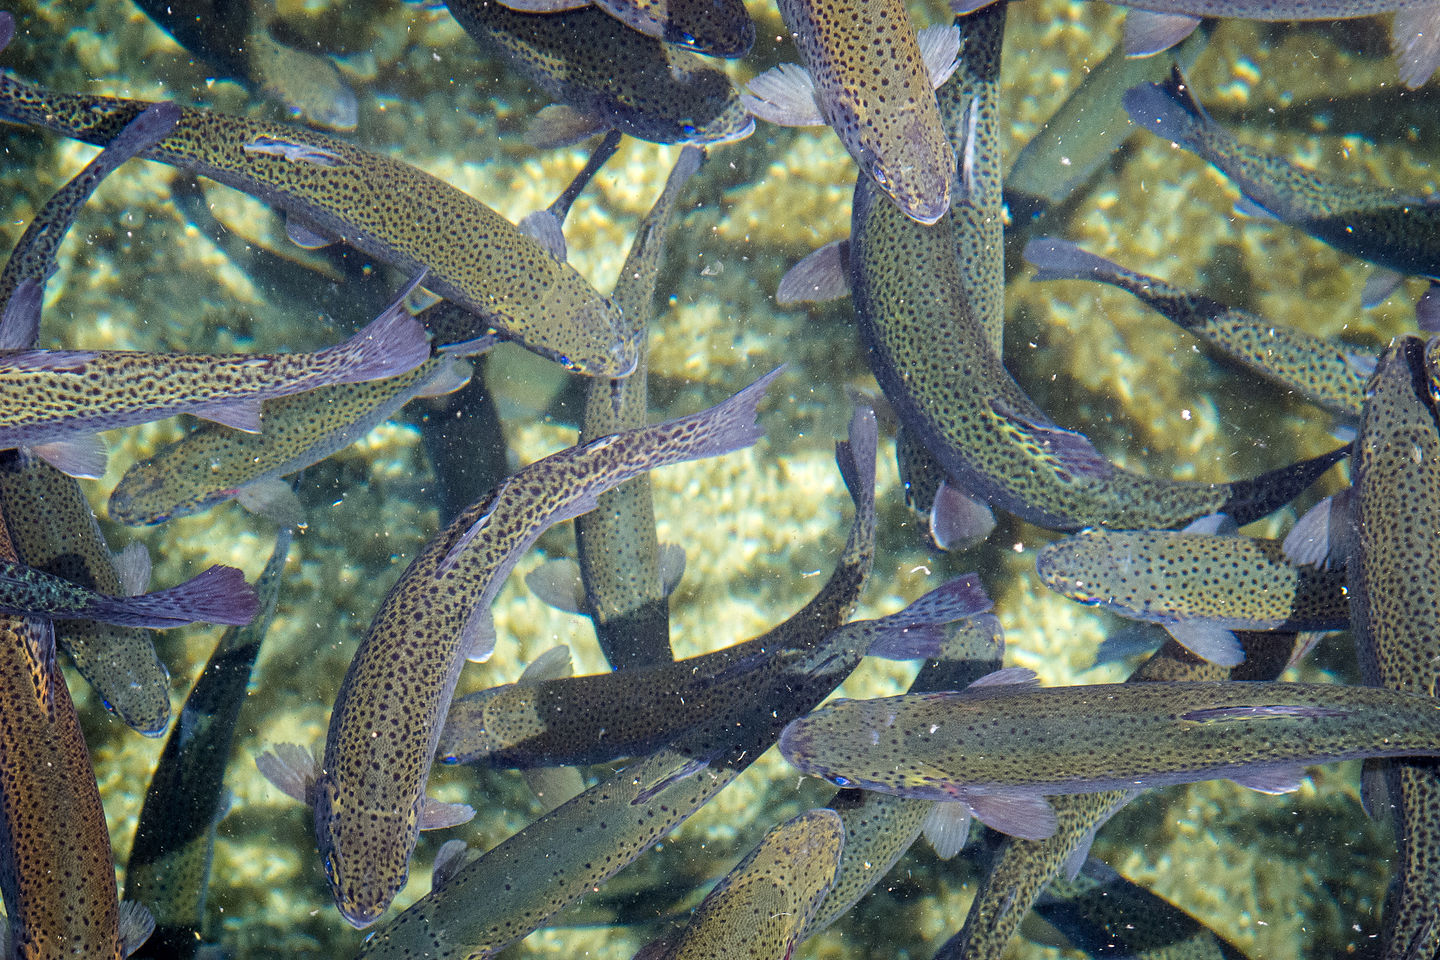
{"left": 0, "top": 0, "right": 1435, "bottom": 957}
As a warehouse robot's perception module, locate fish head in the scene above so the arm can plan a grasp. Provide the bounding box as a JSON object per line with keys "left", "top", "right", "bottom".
{"left": 861, "top": 109, "right": 953, "bottom": 226}
{"left": 313, "top": 775, "right": 418, "bottom": 929}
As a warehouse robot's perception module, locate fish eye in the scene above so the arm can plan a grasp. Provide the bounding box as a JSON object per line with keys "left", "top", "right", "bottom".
{"left": 872, "top": 168, "right": 890, "bottom": 188}
{"left": 826, "top": 774, "right": 854, "bottom": 788}
{"left": 322, "top": 852, "right": 339, "bottom": 886}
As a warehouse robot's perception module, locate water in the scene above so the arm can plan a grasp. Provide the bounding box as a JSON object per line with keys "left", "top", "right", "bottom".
{"left": 0, "top": 0, "right": 1430, "bottom": 956}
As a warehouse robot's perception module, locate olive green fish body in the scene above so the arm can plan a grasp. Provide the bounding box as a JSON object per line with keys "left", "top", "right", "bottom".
{"left": 938, "top": 3, "right": 1005, "bottom": 354}
{"left": 0, "top": 452, "right": 170, "bottom": 734}
{"left": 1026, "top": 237, "right": 1368, "bottom": 418}
{"left": 1037, "top": 529, "right": 1349, "bottom": 632}
{"left": 849, "top": 177, "right": 1342, "bottom": 531}
{"left": 781, "top": 681, "right": 1440, "bottom": 802}
{"left": 108, "top": 356, "right": 465, "bottom": 526}
{"left": 1125, "top": 69, "right": 1440, "bottom": 281}
{"left": 574, "top": 147, "right": 702, "bottom": 669}
{"left": 124, "top": 531, "right": 290, "bottom": 958}
{"left": 775, "top": 0, "right": 954, "bottom": 224}
{"left": 0, "top": 513, "right": 131, "bottom": 959}
{"left": 936, "top": 634, "right": 1296, "bottom": 960}
{"left": 445, "top": 1, "right": 754, "bottom": 147}
{"left": 1348, "top": 335, "right": 1440, "bottom": 959}
{"left": 317, "top": 369, "right": 779, "bottom": 927}
{"left": 0, "top": 74, "right": 628, "bottom": 374}
{"left": 654, "top": 808, "right": 843, "bottom": 960}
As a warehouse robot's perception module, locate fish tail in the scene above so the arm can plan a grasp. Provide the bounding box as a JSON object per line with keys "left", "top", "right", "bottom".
{"left": 1122, "top": 66, "right": 1209, "bottom": 151}
{"left": 1221, "top": 445, "right": 1349, "bottom": 527}
{"left": 652, "top": 365, "right": 785, "bottom": 464}
{"left": 316, "top": 281, "right": 432, "bottom": 387}
{"left": 867, "top": 574, "right": 993, "bottom": 660}
{"left": 1023, "top": 237, "right": 1123, "bottom": 284}
{"left": 86, "top": 565, "right": 259, "bottom": 628}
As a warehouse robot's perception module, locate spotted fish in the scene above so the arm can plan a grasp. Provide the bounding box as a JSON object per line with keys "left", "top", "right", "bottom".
{"left": 0, "top": 102, "right": 179, "bottom": 335}
{"left": 0, "top": 282, "right": 429, "bottom": 479}
{"left": 849, "top": 173, "right": 1346, "bottom": 531}
{"left": 0, "top": 70, "right": 630, "bottom": 375}
{"left": 1036, "top": 528, "right": 1349, "bottom": 665}
{"left": 1125, "top": 68, "right": 1440, "bottom": 288}
{"left": 0, "top": 556, "right": 255, "bottom": 630}
{"left": 1344, "top": 335, "right": 1440, "bottom": 959}
{"left": 354, "top": 404, "right": 880, "bottom": 959}
{"left": 0, "top": 452, "right": 172, "bottom": 734}
{"left": 438, "top": 572, "right": 993, "bottom": 769}
{"left": 492, "top": 0, "right": 754, "bottom": 58}
{"left": 107, "top": 354, "right": 475, "bottom": 526}
{"left": 956, "top": 0, "right": 1440, "bottom": 87}
{"left": 258, "top": 366, "right": 782, "bottom": 927}
{"left": 934, "top": 632, "right": 1299, "bottom": 960}
{"left": 0, "top": 497, "right": 154, "bottom": 959}
{"left": 544, "top": 146, "right": 705, "bottom": 669}
{"left": 1027, "top": 237, "right": 1371, "bottom": 418}
{"left": 780, "top": 679, "right": 1440, "bottom": 840}
{"left": 744, "top": 5, "right": 959, "bottom": 224}
{"left": 124, "top": 529, "right": 291, "bottom": 959}
{"left": 637, "top": 808, "right": 844, "bottom": 960}
{"left": 444, "top": 0, "right": 754, "bottom": 148}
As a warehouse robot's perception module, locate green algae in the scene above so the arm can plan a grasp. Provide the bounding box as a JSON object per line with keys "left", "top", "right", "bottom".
{"left": 0, "top": 0, "right": 1421, "bottom": 956}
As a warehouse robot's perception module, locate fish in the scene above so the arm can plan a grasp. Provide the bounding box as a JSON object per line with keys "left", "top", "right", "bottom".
{"left": 107, "top": 354, "right": 476, "bottom": 526}
{"left": 0, "top": 557, "right": 255, "bottom": 629}
{"left": 123, "top": 529, "right": 291, "bottom": 959}
{"left": 0, "top": 280, "right": 430, "bottom": 479}
{"left": 743, "top": 7, "right": 959, "bottom": 224}
{"left": 257, "top": 366, "right": 783, "bottom": 927}
{"left": 935, "top": 632, "right": 1301, "bottom": 960}
{"left": 0, "top": 71, "right": 631, "bottom": 376}
{"left": 0, "top": 452, "right": 172, "bottom": 735}
{"left": 954, "top": 0, "right": 1440, "bottom": 87}
{"left": 1036, "top": 527, "right": 1349, "bottom": 666}
{"left": 1033, "top": 858, "right": 1251, "bottom": 959}
{"left": 0, "top": 101, "right": 179, "bottom": 336}
{"left": 0, "top": 494, "right": 154, "bottom": 959}
{"left": 438, "top": 571, "right": 993, "bottom": 769}
{"left": 1004, "top": 27, "right": 1212, "bottom": 223}
{"left": 444, "top": 0, "right": 755, "bottom": 148}
{"left": 527, "top": 147, "right": 705, "bottom": 669}
{"left": 848, "top": 172, "right": 1346, "bottom": 531}
{"left": 1124, "top": 67, "right": 1440, "bottom": 289}
{"left": 458, "top": 398, "right": 881, "bottom": 768}
{"left": 132, "top": 0, "right": 358, "bottom": 130}
{"left": 1026, "top": 237, "right": 1371, "bottom": 418}
{"left": 353, "top": 405, "right": 880, "bottom": 958}
{"left": 492, "top": 0, "right": 754, "bottom": 58}
{"left": 779, "top": 679, "right": 1440, "bottom": 840}
{"left": 1344, "top": 335, "right": 1440, "bottom": 959}
{"left": 636, "top": 808, "right": 844, "bottom": 960}
{"left": 799, "top": 606, "right": 1006, "bottom": 940}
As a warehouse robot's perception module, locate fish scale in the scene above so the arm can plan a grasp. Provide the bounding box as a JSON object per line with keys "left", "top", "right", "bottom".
{"left": 316, "top": 369, "right": 781, "bottom": 928}
{"left": 0, "top": 73, "right": 630, "bottom": 375}
{"left": 1037, "top": 529, "right": 1349, "bottom": 631}
{"left": 1348, "top": 335, "right": 1440, "bottom": 959}
{"left": 849, "top": 175, "right": 1344, "bottom": 531}
{"left": 776, "top": 0, "right": 954, "bottom": 224}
